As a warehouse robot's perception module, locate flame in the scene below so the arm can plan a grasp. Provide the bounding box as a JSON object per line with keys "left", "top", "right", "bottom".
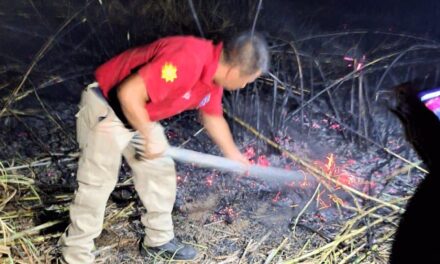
{"left": 206, "top": 176, "right": 213, "bottom": 187}
{"left": 325, "top": 153, "right": 335, "bottom": 173}
{"left": 272, "top": 191, "right": 281, "bottom": 203}
{"left": 257, "top": 155, "right": 270, "bottom": 166}
{"left": 299, "top": 171, "right": 311, "bottom": 189}
{"left": 244, "top": 146, "right": 256, "bottom": 159}
{"left": 314, "top": 153, "right": 366, "bottom": 190}
{"left": 317, "top": 190, "right": 331, "bottom": 210}
{"left": 311, "top": 153, "right": 375, "bottom": 210}
{"left": 243, "top": 146, "right": 271, "bottom": 166}
{"left": 329, "top": 194, "right": 345, "bottom": 206}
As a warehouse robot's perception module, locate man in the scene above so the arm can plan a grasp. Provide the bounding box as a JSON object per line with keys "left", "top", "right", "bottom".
{"left": 60, "top": 31, "right": 269, "bottom": 263}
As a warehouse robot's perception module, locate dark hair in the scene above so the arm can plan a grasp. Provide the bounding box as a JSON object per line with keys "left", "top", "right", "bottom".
{"left": 223, "top": 31, "right": 269, "bottom": 76}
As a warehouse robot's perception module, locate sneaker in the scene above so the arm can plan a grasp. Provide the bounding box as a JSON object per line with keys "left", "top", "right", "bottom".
{"left": 139, "top": 238, "right": 197, "bottom": 261}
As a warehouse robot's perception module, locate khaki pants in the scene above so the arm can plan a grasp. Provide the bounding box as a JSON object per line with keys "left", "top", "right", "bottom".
{"left": 60, "top": 83, "right": 176, "bottom": 264}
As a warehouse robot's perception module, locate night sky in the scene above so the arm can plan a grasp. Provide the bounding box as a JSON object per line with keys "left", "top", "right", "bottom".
{"left": 1, "top": 0, "right": 438, "bottom": 61}
{"left": 260, "top": 0, "right": 439, "bottom": 39}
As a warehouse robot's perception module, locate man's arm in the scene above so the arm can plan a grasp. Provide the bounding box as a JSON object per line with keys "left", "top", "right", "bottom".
{"left": 117, "top": 73, "right": 164, "bottom": 158}
{"left": 201, "top": 112, "right": 250, "bottom": 165}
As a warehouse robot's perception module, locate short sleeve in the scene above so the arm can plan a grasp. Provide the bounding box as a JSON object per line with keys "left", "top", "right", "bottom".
{"left": 199, "top": 87, "right": 223, "bottom": 116}
{"left": 138, "top": 49, "right": 201, "bottom": 103}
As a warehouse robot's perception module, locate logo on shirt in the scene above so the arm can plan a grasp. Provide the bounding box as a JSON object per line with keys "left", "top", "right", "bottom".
{"left": 182, "top": 91, "right": 191, "bottom": 100}
{"left": 161, "top": 62, "right": 177, "bottom": 83}
{"left": 198, "top": 94, "right": 211, "bottom": 108}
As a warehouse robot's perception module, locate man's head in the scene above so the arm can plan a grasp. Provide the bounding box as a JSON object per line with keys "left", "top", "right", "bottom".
{"left": 214, "top": 31, "right": 269, "bottom": 91}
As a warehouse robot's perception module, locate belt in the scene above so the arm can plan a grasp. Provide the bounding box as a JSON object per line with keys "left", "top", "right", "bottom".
{"left": 85, "top": 81, "right": 107, "bottom": 102}
{"left": 85, "top": 81, "right": 99, "bottom": 90}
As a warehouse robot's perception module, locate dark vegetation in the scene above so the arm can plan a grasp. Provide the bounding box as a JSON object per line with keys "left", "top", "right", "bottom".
{"left": 1, "top": 0, "right": 439, "bottom": 263}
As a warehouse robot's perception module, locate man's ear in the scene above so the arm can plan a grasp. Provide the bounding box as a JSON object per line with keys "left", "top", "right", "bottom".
{"left": 224, "top": 66, "right": 234, "bottom": 79}
{"left": 231, "top": 65, "right": 243, "bottom": 77}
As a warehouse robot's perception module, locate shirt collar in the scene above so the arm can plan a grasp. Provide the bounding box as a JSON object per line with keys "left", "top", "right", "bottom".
{"left": 200, "top": 42, "right": 223, "bottom": 87}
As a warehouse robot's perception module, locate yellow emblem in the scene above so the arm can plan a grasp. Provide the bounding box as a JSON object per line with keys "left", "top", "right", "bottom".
{"left": 161, "top": 62, "right": 177, "bottom": 83}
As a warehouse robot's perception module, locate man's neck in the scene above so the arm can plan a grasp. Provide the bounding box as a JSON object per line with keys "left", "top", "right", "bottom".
{"left": 213, "top": 52, "right": 228, "bottom": 86}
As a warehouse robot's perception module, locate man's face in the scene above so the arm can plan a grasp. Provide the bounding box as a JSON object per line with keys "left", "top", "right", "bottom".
{"left": 221, "top": 67, "right": 261, "bottom": 91}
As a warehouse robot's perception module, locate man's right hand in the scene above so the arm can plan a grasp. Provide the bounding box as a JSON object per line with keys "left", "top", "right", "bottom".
{"left": 137, "top": 123, "right": 167, "bottom": 159}
{"left": 142, "top": 137, "right": 167, "bottom": 160}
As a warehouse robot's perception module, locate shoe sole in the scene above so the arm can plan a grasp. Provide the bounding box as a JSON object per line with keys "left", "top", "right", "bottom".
{"left": 140, "top": 244, "right": 197, "bottom": 262}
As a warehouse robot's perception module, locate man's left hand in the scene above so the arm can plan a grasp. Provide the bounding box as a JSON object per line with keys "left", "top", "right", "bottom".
{"left": 225, "top": 151, "right": 251, "bottom": 166}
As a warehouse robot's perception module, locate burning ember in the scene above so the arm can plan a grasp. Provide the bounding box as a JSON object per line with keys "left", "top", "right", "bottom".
{"left": 314, "top": 153, "right": 373, "bottom": 192}
{"left": 244, "top": 146, "right": 271, "bottom": 166}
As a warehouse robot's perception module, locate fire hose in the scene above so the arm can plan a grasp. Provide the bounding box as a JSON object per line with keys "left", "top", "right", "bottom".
{"left": 131, "top": 137, "right": 306, "bottom": 187}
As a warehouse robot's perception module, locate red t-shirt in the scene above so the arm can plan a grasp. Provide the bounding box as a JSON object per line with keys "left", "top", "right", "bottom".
{"left": 95, "top": 36, "right": 224, "bottom": 121}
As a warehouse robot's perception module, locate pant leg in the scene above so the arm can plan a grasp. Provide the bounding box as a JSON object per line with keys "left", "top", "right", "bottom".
{"left": 60, "top": 87, "right": 133, "bottom": 264}
{"left": 123, "top": 124, "right": 177, "bottom": 247}
{"left": 60, "top": 182, "right": 117, "bottom": 264}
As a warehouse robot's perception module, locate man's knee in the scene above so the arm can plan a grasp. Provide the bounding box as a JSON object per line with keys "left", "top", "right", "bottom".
{"left": 72, "top": 181, "right": 116, "bottom": 211}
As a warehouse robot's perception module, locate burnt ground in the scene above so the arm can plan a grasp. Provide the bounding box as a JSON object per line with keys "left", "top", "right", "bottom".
{"left": 0, "top": 88, "right": 427, "bottom": 263}
{"left": 1, "top": 1, "right": 440, "bottom": 263}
